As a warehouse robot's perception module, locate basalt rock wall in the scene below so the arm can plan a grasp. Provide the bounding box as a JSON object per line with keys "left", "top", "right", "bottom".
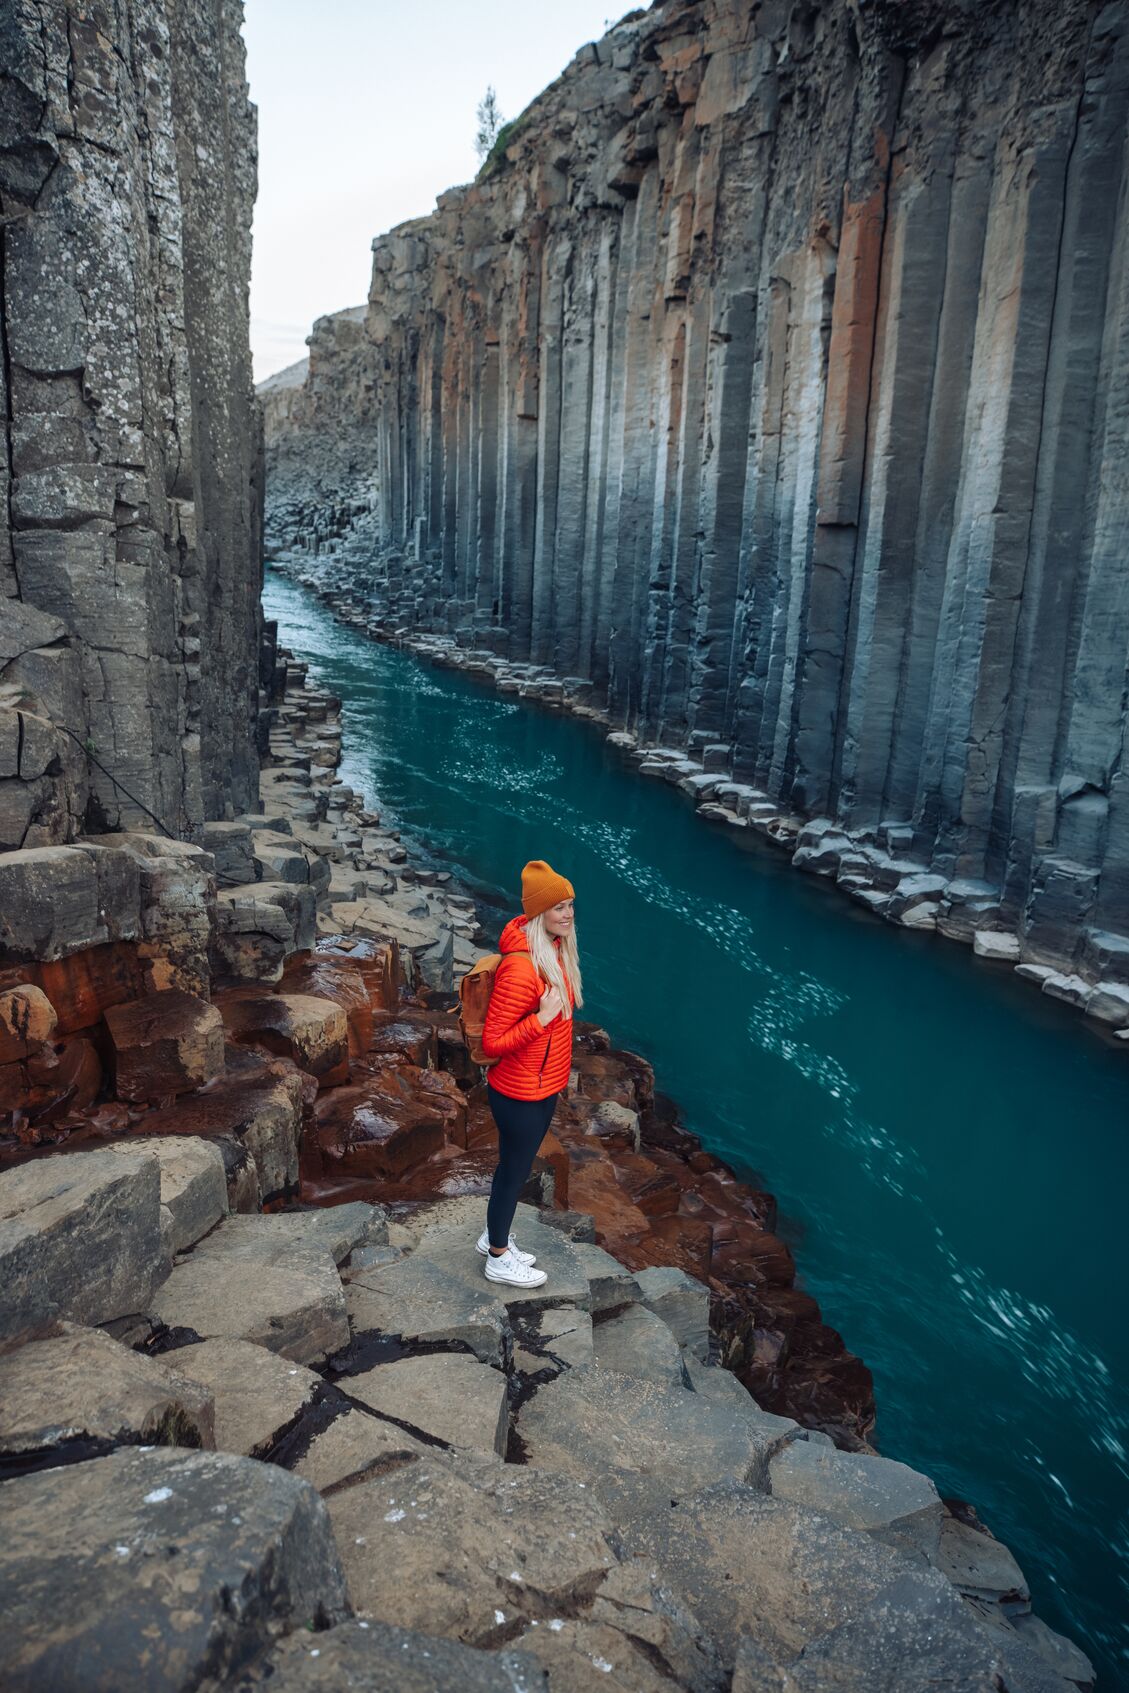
{"left": 265, "top": 0, "right": 1129, "bottom": 971}
{"left": 1, "top": 0, "right": 263, "bottom": 849}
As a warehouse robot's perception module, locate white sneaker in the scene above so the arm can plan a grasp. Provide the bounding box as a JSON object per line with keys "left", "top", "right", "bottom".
{"left": 476, "top": 1228, "right": 536, "bottom": 1265}
{"left": 484, "top": 1246, "right": 547, "bottom": 1287}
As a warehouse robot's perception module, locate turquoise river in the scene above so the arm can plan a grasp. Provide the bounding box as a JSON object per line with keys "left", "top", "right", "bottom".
{"left": 266, "top": 571, "right": 1128, "bottom": 1684}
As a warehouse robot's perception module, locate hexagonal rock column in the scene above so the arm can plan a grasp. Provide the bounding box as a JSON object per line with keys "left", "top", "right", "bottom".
{"left": 0, "top": 1148, "right": 163, "bottom": 1343}
{"left": 104, "top": 989, "right": 224, "bottom": 1102}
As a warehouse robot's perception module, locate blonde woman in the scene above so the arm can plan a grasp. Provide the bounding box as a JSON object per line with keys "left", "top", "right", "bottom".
{"left": 477, "top": 860, "right": 583, "bottom": 1286}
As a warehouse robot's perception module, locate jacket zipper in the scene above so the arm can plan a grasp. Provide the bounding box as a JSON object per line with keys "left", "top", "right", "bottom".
{"left": 537, "top": 1026, "right": 551, "bottom": 1080}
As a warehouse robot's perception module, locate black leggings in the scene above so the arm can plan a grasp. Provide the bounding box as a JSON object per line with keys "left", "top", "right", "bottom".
{"left": 486, "top": 1083, "right": 560, "bottom": 1249}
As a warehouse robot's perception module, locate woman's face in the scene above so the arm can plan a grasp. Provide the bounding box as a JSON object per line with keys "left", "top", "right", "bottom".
{"left": 543, "top": 897, "right": 575, "bottom": 939}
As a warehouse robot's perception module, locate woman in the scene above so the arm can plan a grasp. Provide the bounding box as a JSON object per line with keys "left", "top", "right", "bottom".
{"left": 476, "top": 858, "right": 583, "bottom": 1286}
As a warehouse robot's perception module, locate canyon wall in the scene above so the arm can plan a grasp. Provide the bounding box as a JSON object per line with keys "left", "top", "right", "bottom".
{"left": 1, "top": 0, "right": 263, "bottom": 849}
{"left": 265, "top": 0, "right": 1129, "bottom": 974}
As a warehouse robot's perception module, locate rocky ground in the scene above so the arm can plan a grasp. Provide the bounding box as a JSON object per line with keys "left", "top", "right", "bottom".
{"left": 0, "top": 648, "right": 1096, "bottom": 1689}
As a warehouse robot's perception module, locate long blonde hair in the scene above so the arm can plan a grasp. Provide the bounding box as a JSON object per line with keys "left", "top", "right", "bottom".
{"left": 526, "top": 910, "right": 584, "bottom": 1016}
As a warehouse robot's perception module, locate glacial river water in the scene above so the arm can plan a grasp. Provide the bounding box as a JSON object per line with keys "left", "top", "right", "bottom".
{"left": 266, "top": 571, "right": 1128, "bottom": 1683}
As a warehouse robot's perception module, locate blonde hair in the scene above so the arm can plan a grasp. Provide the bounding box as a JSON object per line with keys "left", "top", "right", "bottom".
{"left": 526, "top": 909, "right": 584, "bottom": 1015}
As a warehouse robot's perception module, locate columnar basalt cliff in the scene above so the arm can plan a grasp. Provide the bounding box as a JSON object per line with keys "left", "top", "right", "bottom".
{"left": 265, "top": 0, "right": 1129, "bottom": 996}
{"left": 1, "top": 0, "right": 263, "bottom": 847}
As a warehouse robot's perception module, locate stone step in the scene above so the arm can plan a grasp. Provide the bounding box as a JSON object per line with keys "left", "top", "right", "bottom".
{"left": 0, "top": 1322, "right": 215, "bottom": 1465}
{"left": 151, "top": 1218, "right": 349, "bottom": 1366}
{"left": 170, "top": 1337, "right": 320, "bottom": 1459}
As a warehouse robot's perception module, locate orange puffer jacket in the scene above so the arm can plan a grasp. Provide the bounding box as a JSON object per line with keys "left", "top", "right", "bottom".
{"left": 481, "top": 914, "right": 575, "bottom": 1101}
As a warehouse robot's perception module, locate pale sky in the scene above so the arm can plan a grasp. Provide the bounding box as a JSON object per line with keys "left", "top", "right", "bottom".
{"left": 243, "top": 0, "right": 625, "bottom": 383}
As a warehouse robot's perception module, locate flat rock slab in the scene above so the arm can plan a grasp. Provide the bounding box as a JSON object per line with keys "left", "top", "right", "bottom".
{"left": 0, "top": 1148, "right": 162, "bottom": 1342}
{"left": 516, "top": 1365, "right": 797, "bottom": 1491}
{"left": 216, "top": 1202, "right": 388, "bottom": 1265}
{"left": 635, "top": 1263, "right": 711, "bottom": 1361}
{"left": 347, "top": 1353, "right": 509, "bottom": 1456}
{"left": 592, "top": 1302, "right": 687, "bottom": 1386}
{"left": 171, "top": 1338, "right": 319, "bottom": 1457}
{"left": 151, "top": 1222, "right": 348, "bottom": 1366}
{"left": 345, "top": 1254, "right": 510, "bottom": 1366}
{"left": 512, "top": 1304, "right": 594, "bottom": 1375}
{"left": 293, "top": 1403, "right": 435, "bottom": 1494}
{"left": 611, "top": 1476, "right": 920, "bottom": 1670}
{"left": 769, "top": 1440, "right": 943, "bottom": 1558}
{"left": 326, "top": 1445, "right": 617, "bottom": 1644}
{"left": 0, "top": 1323, "right": 215, "bottom": 1461}
{"left": 105, "top": 989, "right": 224, "bottom": 1102}
{"left": 411, "top": 1215, "right": 590, "bottom": 1311}
{"left": 1, "top": 1446, "right": 348, "bottom": 1693}
{"left": 233, "top": 1617, "right": 549, "bottom": 1692}
{"left": 105, "top": 1135, "right": 227, "bottom": 1253}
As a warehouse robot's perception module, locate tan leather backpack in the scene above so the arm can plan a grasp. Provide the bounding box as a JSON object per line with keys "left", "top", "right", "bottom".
{"left": 456, "top": 952, "right": 503, "bottom": 1065}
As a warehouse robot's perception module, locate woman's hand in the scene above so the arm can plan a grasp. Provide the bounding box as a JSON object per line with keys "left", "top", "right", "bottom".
{"left": 537, "top": 984, "right": 565, "bottom": 1025}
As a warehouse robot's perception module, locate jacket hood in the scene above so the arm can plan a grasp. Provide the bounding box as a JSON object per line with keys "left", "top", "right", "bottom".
{"left": 499, "top": 914, "right": 563, "bottom": 956}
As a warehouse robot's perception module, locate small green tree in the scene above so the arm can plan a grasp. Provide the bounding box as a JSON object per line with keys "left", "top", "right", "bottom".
{"left": 474, "top": 86, "right": 504, "bottom": 163}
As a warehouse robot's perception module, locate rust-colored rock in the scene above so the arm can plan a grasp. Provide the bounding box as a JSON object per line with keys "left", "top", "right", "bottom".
{"left": 0, "top": 986, "right": 57, "bottom": 1063}
{"left": 105, "top": 989, "right": 224, "bottom": 1104}
{"left": 217, "top": 989, "right": 348, "bottom": 1082}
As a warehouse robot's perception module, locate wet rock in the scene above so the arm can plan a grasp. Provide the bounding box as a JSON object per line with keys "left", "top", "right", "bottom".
{"left": 234, "top": 1617, "right": 550, "bottom": 1692}
{"left": 104, "top": 1135, "right": 227, "bottom": 1253}
{"left": 345, "top": 1352, "right": 509, "bottom": 1456}
{"left": 0, "top": 1323, "right": 215, "bottom": 1462}
{"left": 1, "top": 1447, "right": 348, "bottom": 1692}
{"left": 104, "top": 990, "right": 224, "bottom": 1103}
{"left": 512, "top": 1303, "right": 595, "bottom": 1376}
{"left": 171, "top": 1338, "right": 320, "bottom": 1458}
{"left": 0, "top": 1148, "right": 162, "bottom": 1342}
{"left": 151, "top": 1220, "right": 349, "bottom": 1366}
{"left": 768, "top": 1440, "right": 943, "bottom": 1557}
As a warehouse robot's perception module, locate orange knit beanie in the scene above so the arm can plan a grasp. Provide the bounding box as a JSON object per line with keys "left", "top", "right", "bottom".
{"left": 521, "top": 859, "right": 575, "bottom": 919}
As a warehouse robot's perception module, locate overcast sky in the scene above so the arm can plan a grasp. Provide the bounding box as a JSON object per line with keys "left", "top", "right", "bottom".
{"left": 242, "top": 0, "right": 623, "bottom": 383}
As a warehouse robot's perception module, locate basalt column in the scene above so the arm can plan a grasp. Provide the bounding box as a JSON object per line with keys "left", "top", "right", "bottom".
{"left": 263, "top": 0, "right": 1129, "bottom": 968}
{"left": 1, "top": 0, "right": 263, "bottom": 845}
